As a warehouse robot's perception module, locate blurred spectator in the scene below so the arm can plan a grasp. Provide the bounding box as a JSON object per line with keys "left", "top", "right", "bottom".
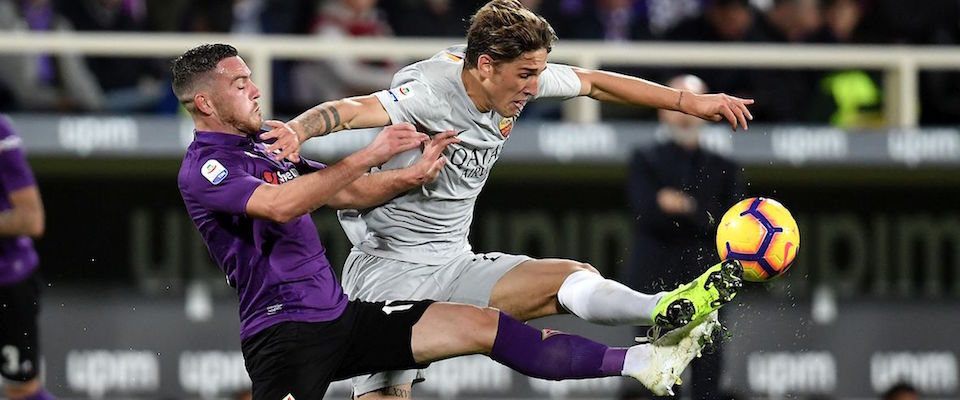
{"left": 662, "top": 0, "right": 758, "bottom": 104}
{"left": 644, "top": 0, "right": 706, "bottom": 37}
{"left": 754, "top": 0, "right": 821, "bottom": 42}
{"left": 290, "top": 0, "right": 396, "bottom": 106}
{"left": 746, "top": 0, "right": 834, "bottom": 123}
{"left": 666, "top": 0, "right": 757, "bottom": 42}
{"left": 882, "top": 382, "right": 920, "bottom": 400}
{"left": 380, "top": 0, "right": 465, "bottom": 37}
{"left": 0, "top": 0, "right": 103, "bottom": 112}
{"left": 57, "top": 0, "right": 168, "bottom": 112}
{"left": 626, "top": 74, "right": 744, "bottom": 399}
{"left": 812, "top": 0, "right": 883, "bottom": 127}
{"left": 143, "top": 0, "right": 188, "bottom": 31}
{"left": 816, "top": 0, "right": 861, "bottom": 43}
{"left": 566, "top": 0, "right": 651, "bottom": 41}
{"left": 180, "top": 0, "right": 234, "bottom": 32}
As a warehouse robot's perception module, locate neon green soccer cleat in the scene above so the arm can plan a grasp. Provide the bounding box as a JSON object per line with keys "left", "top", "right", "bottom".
{"left": 648, "top": 259, "right": 743, "bottom": 340}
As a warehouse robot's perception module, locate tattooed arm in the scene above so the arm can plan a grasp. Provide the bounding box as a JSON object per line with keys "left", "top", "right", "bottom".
{"left": 261, "top": 94, "right": 392, "bottom": 160}
{"left": 290, "top": 95, "right": 391, "bottom": 139}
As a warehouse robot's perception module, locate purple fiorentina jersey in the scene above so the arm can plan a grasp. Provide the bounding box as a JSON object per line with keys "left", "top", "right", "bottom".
{"left": 0, "top": 116, "right": 39, "bottom": 286}
{"left": 178, "top": 131, "right": 348, "bottom": 340}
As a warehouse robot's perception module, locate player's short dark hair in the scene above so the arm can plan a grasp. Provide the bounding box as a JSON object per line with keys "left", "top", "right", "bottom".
{"left": 464, "top": 0, "right": 556, "bottom": 68}
{"left": 882, "top": 382, "right": 919, "bottom": 400}
{"left": 170, "top": 43, "right": 238, "bottom": 103}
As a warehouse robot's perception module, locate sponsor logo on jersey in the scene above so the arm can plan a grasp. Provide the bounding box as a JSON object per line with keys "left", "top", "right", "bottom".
{"left": 499, "top": 117, "right": 515, "bottom": 138}
{"left": 262, "top": 168, "right": 300, "bottom": 184}
{"left": 201, "top": 159, "right": 228, "bottom": 185}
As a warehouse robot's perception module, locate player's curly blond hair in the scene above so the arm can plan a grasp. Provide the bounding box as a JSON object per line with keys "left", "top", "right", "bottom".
{"left": 464, "top": 0, "right": 556, "bottom": 68}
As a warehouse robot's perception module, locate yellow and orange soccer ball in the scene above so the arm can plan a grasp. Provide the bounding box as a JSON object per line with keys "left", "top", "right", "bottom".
{"left": 716, "top": 197, "right": 800, "bottom": 282}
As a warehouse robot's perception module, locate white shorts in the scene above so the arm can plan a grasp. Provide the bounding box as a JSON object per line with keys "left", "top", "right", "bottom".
{"left": 340, "top": 248, "right": 531, "bottom": 396}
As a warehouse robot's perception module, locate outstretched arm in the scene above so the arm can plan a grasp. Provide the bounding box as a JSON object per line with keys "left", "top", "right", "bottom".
{"left": 245, "top": 123, "right": 426, "bottom": 224}
{"left": 573, "top": 68, "right": 754, "bottom": 131}
{"left": 259, "top": 94, "right": 391, "bottom": 161}
{"left": 326, "top": 130, "right": 460, "bottom": 210}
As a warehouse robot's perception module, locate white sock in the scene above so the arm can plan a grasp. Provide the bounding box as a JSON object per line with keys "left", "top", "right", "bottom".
{"left": 556, "top": 270, "right": 665, "bottom": 325}
{"left": 622, "top": 344, "right": 652, "bottom": 376}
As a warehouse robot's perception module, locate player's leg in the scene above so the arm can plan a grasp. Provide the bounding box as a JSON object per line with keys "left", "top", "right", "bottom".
{"left": 340, "top": 250, "right": 439, "bottom": 399}
{"left": 341, "top": 299, "right": 722, "bottom": 396}
{"left": 489, "top": 257, "right": 666, "bottom": 324}
{"left": 410, "top": 302, "right": 723, "bottom": 396}
{"left": 1, "top": 273, "right": 54, "bottom": 400}
{"left": 241, "top": 313, "right": 359, "bottom": 399}
{"left": 489, "top": 257, "right": 743, "bottom": 335}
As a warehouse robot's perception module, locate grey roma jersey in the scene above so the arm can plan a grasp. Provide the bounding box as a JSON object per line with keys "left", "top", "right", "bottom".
{"left": 338, "top": 45, "right": 581, "bottom": 265}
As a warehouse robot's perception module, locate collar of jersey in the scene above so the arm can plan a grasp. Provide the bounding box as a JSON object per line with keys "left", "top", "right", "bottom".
{"left": 194, "top": 130, "right": 254, "bottom": 146}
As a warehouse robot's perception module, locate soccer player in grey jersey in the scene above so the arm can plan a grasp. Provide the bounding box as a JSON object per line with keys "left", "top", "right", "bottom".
{"left": 261, "top": 1, "right": 748, "bottom": 398}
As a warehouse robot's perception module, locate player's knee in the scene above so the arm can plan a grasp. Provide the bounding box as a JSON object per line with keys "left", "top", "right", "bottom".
{"left": 571, "top": 261, "right": 600, "bottom": 276}
{"left": 463, "top": 306, "right": 500, "bottom": 352}
{"left": 3, "top": 378, "right": 40, "bottom": 399}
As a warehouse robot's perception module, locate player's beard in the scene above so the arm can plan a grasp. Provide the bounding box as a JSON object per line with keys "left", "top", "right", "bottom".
{"left": 227, "top": 108, "right": 262, "bottom": 135}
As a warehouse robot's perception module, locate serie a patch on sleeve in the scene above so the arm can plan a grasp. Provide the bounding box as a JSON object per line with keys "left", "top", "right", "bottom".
{"left": 201, "top": 159, "right": 228, "bottom": 185}
{"left": 387, "top": 85, "right": 415, "bottom": 102}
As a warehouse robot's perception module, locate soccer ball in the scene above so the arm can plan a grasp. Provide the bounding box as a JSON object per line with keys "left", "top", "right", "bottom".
{"left": 716, "top": 197, "right": 800, "bottom": 282}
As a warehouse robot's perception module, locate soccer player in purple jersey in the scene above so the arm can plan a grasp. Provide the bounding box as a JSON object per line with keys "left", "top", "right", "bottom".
{"left": 0, "top": 115, "right": 53, "bottom": 400}
{"left": 173, "top": 43, "right": 721, "bottom": 399}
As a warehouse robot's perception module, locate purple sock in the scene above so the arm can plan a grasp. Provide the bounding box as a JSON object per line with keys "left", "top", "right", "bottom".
{"left": 489, "top": 312, "right": 627, "bottom": 380}
{"left": 24, "top": 389, "right": 55, "bottom": 400}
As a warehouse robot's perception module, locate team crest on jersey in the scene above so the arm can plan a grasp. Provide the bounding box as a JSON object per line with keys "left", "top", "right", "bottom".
{"left": 499, "top": 117, "right": 515, "bottom": 138}
{"left": 201, "top": 159, "right": 228, "bottom": 185}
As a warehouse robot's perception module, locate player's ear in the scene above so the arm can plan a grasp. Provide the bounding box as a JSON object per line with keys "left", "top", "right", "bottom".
{"left": 194, "top": 92, "right": 214, "bottom": 116}
{"left": 478, "top": 54, "right": 495, "bottom": 77}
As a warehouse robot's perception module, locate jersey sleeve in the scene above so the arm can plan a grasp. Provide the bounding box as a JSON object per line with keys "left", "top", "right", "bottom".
{"left": 297, "top": 157, "right": 327, "bottom": 174}
{"left": 536, "top": 63, "right": 582, "bottom": 100}
{"left": 373, "top": 80, "right": 448, "bottom": 126}
{"left": 0, "top": 123, "right": 36, "bottom": 193}
{"left": 183, "top": 154, "right": 263, "bottom": 215}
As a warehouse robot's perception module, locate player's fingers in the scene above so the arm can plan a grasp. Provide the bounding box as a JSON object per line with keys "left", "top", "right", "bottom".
{"left": 260, "top": 120, "right": 285, "bottom": 139}
{"left": 720, "top": 106, "right": 738, "bottom": 131}
{"left": 398, "top": 138, "right": 424, "bottom": 152}
{"left": 732, "top": 104, "right": 749, "bottom": 131}
{"left": 738, "top": 100, "right": 754, "bottom": 121}
{"left": 263, "top": 119, "right": 285, "bottom": 129}
{"left": 270, "top": 138, "right": 299, "bottom": 160}
{"left": 434, "top": 130, "right": 458, "bottom": 141}
{"left": 286, "top": 152, "right": 301, "bottom": 163}
{"left": 392, "top": 122, "right": 417, "bottom": 132}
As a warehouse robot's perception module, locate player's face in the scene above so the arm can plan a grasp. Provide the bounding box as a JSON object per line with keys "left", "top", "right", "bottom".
{"left": 213, "top": 56, "right": 263, "bottom": 135}
{"left": 485, "top": 48, "right": 548, "bottom": 117}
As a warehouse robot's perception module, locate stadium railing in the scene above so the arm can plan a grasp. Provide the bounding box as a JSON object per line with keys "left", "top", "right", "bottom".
{"left": 2, "top": 32, "right": 960, "bottom": 126}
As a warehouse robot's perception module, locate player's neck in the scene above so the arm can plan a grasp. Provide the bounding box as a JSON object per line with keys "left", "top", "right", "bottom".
{"left": 462, "top": 67, "right": 493, "bottom": 113}
{"left": 195, "top": 117, "right": 247, "bottom": 137}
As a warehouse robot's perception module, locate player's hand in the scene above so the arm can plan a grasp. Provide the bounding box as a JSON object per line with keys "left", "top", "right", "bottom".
{"left": 684, "top": 92, "right": 754, "bottom": 131}
{"left": 657, "top": 188, "right": 696, "bottom": 215}
{"left": 408, "top": 130, "right": 460, "bottom": 185}
{"left": 260, "top": 120, "right": 304, "bottom": 162}
{"left": 363, "top": 123, "right": 429, "bottom": 166}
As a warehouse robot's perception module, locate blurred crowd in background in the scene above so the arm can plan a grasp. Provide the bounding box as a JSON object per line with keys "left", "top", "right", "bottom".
{"left": 2, "top": 0, "right": 960, "bottom": 126}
